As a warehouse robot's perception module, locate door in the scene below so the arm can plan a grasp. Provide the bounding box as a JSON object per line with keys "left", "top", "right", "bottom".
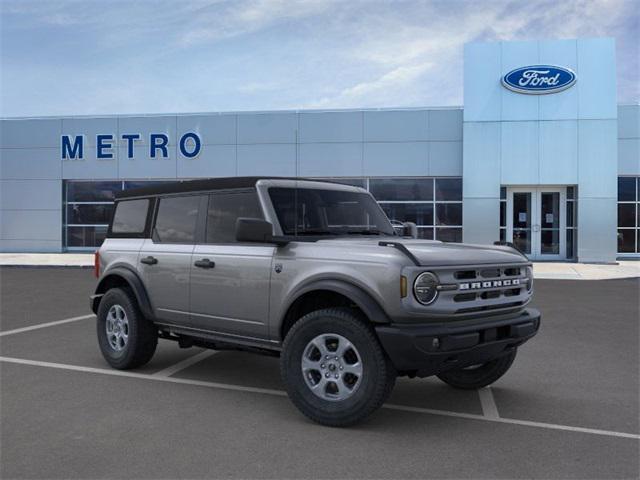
{"left": 189, "top": 190, "right": 274, "bottom": 340}
{"left": 506, "top": 187, "right": 566, "bottom": 260}
{"left": 139, "top": 194, "right": 204, "bottom": 325}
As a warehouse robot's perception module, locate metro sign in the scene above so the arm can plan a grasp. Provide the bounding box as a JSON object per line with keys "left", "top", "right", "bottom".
{"left": 61, "top": 132, "right": 202, "bottom": 160}
{"left": 501, "top": 65, "right": 576, "bottom": 94}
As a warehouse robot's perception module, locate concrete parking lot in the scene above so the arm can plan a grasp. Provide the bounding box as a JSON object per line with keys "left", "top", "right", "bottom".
{"left": 1, "top": 267, "right": 638, "bottom": 479}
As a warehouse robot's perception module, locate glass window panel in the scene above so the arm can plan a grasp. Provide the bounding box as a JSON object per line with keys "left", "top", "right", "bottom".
{"left": 369, "top": 178, "right": 433, "bottom": 201}
{"left": 67, "top": 226, "right": 107, "bottom": 248}
{"left": 207, "top": 192, "right": 263, "bottom": 243}
{"left": 500, "top": 201, "right": 506, "bottom": 227}
{"left": 541, "top": 229, "right": 560, "bottom": 254}
{"left": 499, "top": 228, "right": 506, "bottom": 242}
{"left": 566, "top": 186, "right": 575, "bottom": 200}
{"left": 618, "top": 177, "right": 636, "bottom": 201}
{"left": 512, "top": 192, "right": 532, "bottom": 229}
{"left": 540, "top": 192, "right": 560, "bottom": 228}
{"left": 618, "top": 204, "right": 636, "bottom": 228}
{"left": 500, "top": 187, "right": 506, "bottom": 200}
{"left": 379, "top": 203, "right": 433, "bottom": 226}
{"left": 436, "top": 203, "right": 462, "bottom": 226}
{"left": 512, "top": 229, "right": 531, "bottom": 255}
{"left": 436, "top": 227, "right": 462, "bottom": 243}
{"left": 566, "top": 201, "right": 574, "bottom": 228}
{"left": 417, "top": 227, "right": 434, "bottom": 240}
{"left": 67, "top": 181, "right": 122, "bottom": 202}
{"left": 566, "top": 229, "right": 574, "bottom": 259}
{"left": 617, "top": 229, "right": 636, "bottom": 253}
{"left": 67, "top": 204, "right": 114, "bottom": 225}
{"left": 111, "top": 199, "right": 149, "bottom": 234}
{"left": 435, "top": 178, "right": 462, "bottom": 201}
{"left": 154, "top": 196, "right": 201, "bottom": 243}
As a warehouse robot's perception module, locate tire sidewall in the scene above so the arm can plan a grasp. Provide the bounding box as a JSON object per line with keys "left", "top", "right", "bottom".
{"left": 97, "top": 288, "right": 143, "bottom": 369}
{"left": 281, "top": 310, "right": 390, "bottom": 422}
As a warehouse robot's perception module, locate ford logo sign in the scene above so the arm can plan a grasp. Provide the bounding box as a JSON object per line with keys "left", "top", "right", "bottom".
{"left": 502, "top": 65, "right": 576, "bottom": 94}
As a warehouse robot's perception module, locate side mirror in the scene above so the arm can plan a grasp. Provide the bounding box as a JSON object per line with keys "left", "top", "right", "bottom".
{"left": 236, "top": 218, "right": 289, "bottom": 245}
{"left": 402, "top": 222, "right": 418, "bottom": 239}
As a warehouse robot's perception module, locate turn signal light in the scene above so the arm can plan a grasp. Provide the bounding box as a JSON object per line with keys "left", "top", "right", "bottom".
{"left": 400, "top": 276, "right": 407, "bottom": 298}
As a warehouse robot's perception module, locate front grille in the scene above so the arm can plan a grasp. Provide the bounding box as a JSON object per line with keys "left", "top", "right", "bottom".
{"left": 430, "top": 264, "right": 531, "bottom": 315}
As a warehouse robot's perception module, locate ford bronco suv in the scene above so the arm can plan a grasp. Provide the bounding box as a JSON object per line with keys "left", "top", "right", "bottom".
{"left": 91, "top": 177, "right": 540, "bottom": 426}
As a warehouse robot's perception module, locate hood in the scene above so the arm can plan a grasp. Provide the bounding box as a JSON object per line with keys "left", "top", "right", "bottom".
{"left": 314, "top": 237, "right": 528, "bottom": 266}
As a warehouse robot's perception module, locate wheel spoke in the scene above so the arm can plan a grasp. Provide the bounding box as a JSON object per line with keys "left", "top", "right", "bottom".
{"left": 342, "top": 362, "right": 363, "bottom": 377}
{"left": 336, "top": 338, "right": 354, "bottom": 359}
{"left": 301, "top": 356, "right": 320, "bottom": 372}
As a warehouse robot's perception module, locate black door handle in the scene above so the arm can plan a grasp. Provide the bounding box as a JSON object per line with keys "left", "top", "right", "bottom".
{"left": 194, "top": 258, "right": 215, "bottom": 269}
{"left": 140, "top": 256, "right": 158, "bottom": 265}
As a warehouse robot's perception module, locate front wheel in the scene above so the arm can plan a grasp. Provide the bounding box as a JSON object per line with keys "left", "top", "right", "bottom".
{"left": 280, "top": 308, "right": 396, "bottom": 427}
{"left": 436, "top": 349, "right": 517, "bottom": 389}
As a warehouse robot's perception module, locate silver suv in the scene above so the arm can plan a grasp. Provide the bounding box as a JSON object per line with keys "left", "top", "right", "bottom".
{"left": 91, "top": 177, "right": 540, "bottom": 426}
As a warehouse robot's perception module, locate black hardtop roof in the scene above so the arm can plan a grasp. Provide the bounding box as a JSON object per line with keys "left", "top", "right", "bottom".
{"left": 116, "top": 176, "right": 325, "bottom": 199}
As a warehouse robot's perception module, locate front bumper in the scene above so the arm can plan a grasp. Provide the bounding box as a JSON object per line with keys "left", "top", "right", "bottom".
{"left": 375, "top": 308, "right": 541, "bottom": 377}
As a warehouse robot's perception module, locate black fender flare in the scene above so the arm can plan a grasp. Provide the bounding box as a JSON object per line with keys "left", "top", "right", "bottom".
{"left": 283, "top": 279, "right": 391, "bottom": 326}
{"left": 92, "top": 266, "right": 154, "bottom": 320}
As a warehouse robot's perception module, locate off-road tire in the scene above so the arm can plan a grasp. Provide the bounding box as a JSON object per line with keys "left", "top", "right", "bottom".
{"left": 97, "top": 287, "right": 158, "bottom": 370}
{"left": 280, "top": 307, "right": 396, "bottom": 427}
{"left": 436, "top": 349, "right": 517, "bottom": 389}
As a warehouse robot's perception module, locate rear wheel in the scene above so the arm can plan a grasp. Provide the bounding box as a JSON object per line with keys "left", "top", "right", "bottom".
{"left": 97, "top": 287, "right": 158, "bottom": 370}
{"left": 280, "top": 308, "right": 396, "bottom": 427}
{"left": 436, "top": 349, "right": 517, "bottom": 389}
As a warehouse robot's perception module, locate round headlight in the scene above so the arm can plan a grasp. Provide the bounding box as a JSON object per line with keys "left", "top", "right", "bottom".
{"left": 413, "top": 272, "right": 439, "bottom": 305}
{"left": 525, "top": 266, "right": 534, "bottom": 292}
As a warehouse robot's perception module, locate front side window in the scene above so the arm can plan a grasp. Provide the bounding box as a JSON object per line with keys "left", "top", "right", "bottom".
{"left": 154, "top": 195, "right": 200, "bottom": 243}
{"left": 206, "top": 191, "right": 263, "bottom": 243}
{"left": 111, "top": 199, "right": 149, "bottom": 234}
{"left": 269, "top": 188, "right": 395, "bottom": 236}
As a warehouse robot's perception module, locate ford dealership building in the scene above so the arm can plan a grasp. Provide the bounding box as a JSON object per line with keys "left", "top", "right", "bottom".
{"left": 1, "top": 38, "right": 638, "bottom": 263}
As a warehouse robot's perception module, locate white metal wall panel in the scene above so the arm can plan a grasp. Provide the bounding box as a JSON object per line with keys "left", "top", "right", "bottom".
{"left": 237, "top": 113, "right": 296, "bottom": 144}
{"left": 363, "top": 142, "right": 427, "bottom": 176}
{"left": 237, "top": 144, "right": 296, "bottom": 176}
{"left": 177, "top": 144, "right": 236, "bottom": 178}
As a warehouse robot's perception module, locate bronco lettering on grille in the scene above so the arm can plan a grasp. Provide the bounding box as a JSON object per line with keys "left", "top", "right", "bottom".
{"left": 459, "top": 279, "right": 521, "bottom": 290}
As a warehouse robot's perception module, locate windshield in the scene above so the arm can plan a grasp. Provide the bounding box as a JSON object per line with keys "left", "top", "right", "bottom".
{"left": 269, "top": 187, "right": 396, "bottom": 237}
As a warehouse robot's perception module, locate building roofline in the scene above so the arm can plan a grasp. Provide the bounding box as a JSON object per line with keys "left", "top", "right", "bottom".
{"left": 0, "top": 105, "right": 464, "bottom": 121}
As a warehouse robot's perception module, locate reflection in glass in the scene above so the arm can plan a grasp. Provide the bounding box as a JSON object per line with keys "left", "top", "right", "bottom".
{"left": 67, "top": 181, "right": 122, "bottom": 202}
{"left": 617, "top": 204, "right": 636, "bottom": 228}
{"left": 436, "top": 203, "right": 462, "bottom": 226}
{"left": 369, "top": 178, "right": 433, "bottom": 201}
{"left": 435, "top": 178, "right": 462, "bottom": 201}
{"left": 67, "top": 226, "right": 108, "bottom": 247}
{"left": 66, "top": 204, "right": 114, "bottom": 225}
{"left": 541, "top": 230, "right": 560, "bottom": 254}
{"left": 436, "top": 227, "right": 462, "bottom": 243}
{"left": 380, "top": 203, "right": 433, "bottom": 226}
{"left": 417, "top": 228, "right": 434, "bottom": 240}
{"left": 617, "top": 177, "right": 636, "bottom": 202}
{"left": 618, "top": 229, "right": 636, "bottom": 253}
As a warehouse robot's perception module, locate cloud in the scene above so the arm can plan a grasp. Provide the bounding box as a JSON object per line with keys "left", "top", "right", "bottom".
{"left": 0, "top": 0, "right": 637, "bottom": 116}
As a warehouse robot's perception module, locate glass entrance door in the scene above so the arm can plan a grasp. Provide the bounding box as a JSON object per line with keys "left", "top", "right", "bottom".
{"left": 507, "top": 187, "right": 567, "bottom": 260}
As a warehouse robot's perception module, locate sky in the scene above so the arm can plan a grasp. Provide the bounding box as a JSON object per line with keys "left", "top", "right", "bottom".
{"left": 0, "top": 0, "right": 638, "bottom": 117}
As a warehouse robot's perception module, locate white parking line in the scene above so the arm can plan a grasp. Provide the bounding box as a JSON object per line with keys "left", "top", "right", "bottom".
{"left": 0, "top": 314, "right": 95, "bottom": 337}
{"left": 152, "top": 350, "right": 218, "bottom": 377}
{"left": 1, "top": 355, "right": 638, "bottom": 440}
{"left": 478, "top": 387, "right": 500, "bottom": 419}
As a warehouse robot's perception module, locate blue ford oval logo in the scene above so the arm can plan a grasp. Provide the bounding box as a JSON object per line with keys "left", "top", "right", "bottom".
{"left": 502, "top": 65, "right": 576, "bottom": 94}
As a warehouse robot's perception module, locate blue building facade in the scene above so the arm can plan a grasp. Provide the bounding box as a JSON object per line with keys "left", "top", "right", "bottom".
{"left": 1, "top": 38, "right": 638, "bottom": 262}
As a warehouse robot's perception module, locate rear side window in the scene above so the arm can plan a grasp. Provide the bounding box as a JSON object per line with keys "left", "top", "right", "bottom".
{"left": 111, "top": 199, "right": 149, "bottom": 234}
{"left": 206, "top": 191, "right": 263, "bottom": 243}
{"left": 154, "top": 195, "right": 201, "bottom": 243}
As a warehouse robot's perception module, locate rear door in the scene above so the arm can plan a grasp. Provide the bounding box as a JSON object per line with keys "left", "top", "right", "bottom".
{"left": 189, "top": 189, "right": 274, "bottom": 339}
{"left": 139, "top": 194, "right": 206, "bottom": 326}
